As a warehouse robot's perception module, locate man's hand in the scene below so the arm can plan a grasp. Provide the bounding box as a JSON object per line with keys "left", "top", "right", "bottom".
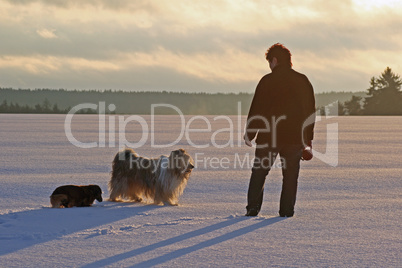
{"left": 244, "top": 134, "right": 253, "bottom": 147}
{"left": 301, "top": 141, "right": 313, "bottom": 161}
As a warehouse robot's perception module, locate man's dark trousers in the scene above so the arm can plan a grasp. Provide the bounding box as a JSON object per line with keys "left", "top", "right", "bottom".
{"left": 247, "top": 144, "right": 303, "bottom": 216}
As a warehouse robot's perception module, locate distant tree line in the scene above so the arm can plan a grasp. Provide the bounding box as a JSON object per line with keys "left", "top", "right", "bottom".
{"left": 0, "top": 88, "right": 366, "bottom": 115}
{"left": 1, "top": 68, "right": 400, "bottom": 115}
{"left": 318, "top": 67, "right": 402, "bottom": 116}
{"left": 0, "top": 89, "right": 254, "bottom": 115}
{"left": 0, "top": 98, "right": 97, "bottom": 114}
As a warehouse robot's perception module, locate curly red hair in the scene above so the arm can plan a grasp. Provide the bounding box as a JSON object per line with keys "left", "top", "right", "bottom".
{"left": 265, "top": 43, "right": 292, "bottom": 67}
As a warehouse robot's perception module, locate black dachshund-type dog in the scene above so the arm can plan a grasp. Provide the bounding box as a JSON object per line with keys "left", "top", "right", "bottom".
{"left": 50, "top": 185, "right": 103, "bottom": 208}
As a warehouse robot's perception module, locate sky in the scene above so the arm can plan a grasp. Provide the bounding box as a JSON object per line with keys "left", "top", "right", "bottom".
{"left": 0, "top": 0, "right": 401, "bottom": 93}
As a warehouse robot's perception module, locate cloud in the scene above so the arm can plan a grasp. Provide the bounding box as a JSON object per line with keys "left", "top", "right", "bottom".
{"left": 0, "top": 0, "right": 401, "bottom": 93}
{"left": 36, "top": 29, "right": 57, "bottom": 39}
{"left": 117, "top": 47, "right": 264, "bottom": 83}
{"left": 0, "top": 55, "right": 120, "bottom": 75}
{"left": 2, "top": 0, "right": 156, "bottom": 10}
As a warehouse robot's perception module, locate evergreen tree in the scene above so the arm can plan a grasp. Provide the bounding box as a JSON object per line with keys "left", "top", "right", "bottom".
{"left": 9, "top": 102, "right": 16, "bottom": 113}
{"left": 344, "top": 95, "right": 363, "bottom": 115}
{"left": 52, "top": 104, "right": 59, "bottom": 113}
{"left": 338, "top": 102, "right": 345, "bottom": 115}
{"left": 42, "top": 98, "right": 51, "bottom": 112}
{"left": 363, "top": 67, "right": 402, "bottom": 115}
{"left": 34, "top": 103, "right": 42, "bottom": 113}
{"left": 0, "top": 100, "right": 8, "bottom": 112}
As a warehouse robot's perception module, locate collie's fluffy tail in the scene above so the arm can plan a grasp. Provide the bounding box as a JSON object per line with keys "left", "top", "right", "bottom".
{"left": 109, "top": 148, "right": 138, "bottom": 201}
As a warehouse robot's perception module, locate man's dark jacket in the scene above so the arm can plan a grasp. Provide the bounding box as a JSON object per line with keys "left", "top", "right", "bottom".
{"left": 245, "top": 65, "right": 315, "bottom": 147}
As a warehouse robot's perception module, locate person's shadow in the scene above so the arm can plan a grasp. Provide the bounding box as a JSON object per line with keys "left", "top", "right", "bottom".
{"left": 0, "top": 202, "right": 159, "bottom": 256}
{"left": 82, "top": 216, "right": 285, "bottom": 268}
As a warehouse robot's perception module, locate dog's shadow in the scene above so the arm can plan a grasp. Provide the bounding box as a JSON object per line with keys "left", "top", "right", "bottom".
{"left": 82, "top": 216, "right": 285, "bottom": 268}
{"left": 0, "top": 201, "right": 159, "bottom": 256}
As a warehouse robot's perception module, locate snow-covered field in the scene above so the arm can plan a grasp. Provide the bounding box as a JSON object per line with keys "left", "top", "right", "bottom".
{"left": 0, "top": 114, "right": 401, "bottom": 267}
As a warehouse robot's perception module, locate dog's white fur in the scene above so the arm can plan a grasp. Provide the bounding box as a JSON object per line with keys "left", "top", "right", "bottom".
{"left": 108, "top": 148, "right": 194, "bottom": 205}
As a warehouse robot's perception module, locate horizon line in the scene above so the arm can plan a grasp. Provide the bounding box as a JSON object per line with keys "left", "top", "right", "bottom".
{"left": 0, "top": 87, "right": 367, "bottom": 95}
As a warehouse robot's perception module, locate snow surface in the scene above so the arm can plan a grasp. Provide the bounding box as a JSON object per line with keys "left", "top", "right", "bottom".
{"left": 0, "top": 114, "right": 401, "bottom": 267}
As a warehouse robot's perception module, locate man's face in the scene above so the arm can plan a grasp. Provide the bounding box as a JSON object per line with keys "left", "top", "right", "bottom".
{"left": 268, "top": 57, "right": 278, "bottom": 71}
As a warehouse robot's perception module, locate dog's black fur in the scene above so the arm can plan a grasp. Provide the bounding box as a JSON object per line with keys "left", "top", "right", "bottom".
{"left": 50, "top": 185, "right": 103, "bottom": 208}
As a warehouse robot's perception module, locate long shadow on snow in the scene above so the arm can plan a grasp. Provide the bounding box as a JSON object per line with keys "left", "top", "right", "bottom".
{"left": 83, "top": 216, "right": 285, "bottom": 268}
{"left": 0, "top": 201, "right": 159, "bottom": 256}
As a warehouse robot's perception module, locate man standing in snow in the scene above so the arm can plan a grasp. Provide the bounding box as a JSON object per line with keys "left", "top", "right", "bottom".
{"left": 244, "top": 43, "right": 315, "bottom": 217}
